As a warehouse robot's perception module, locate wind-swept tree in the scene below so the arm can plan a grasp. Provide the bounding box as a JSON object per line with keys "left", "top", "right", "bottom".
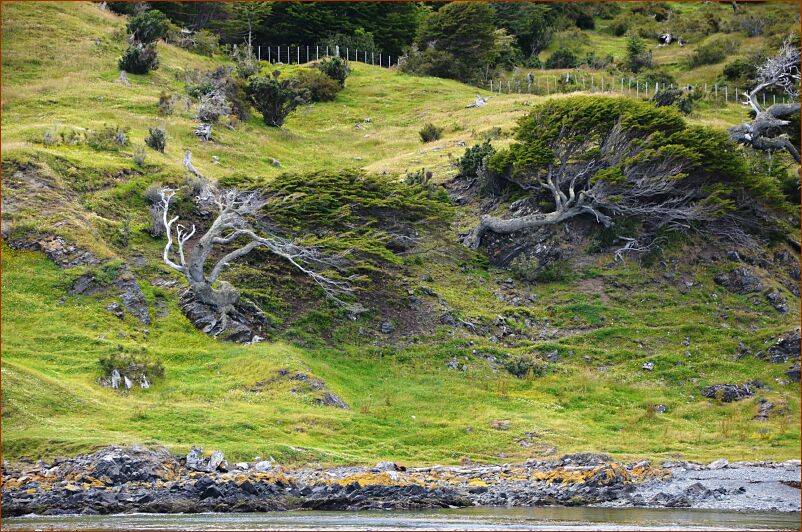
{"left": 157, "top": 154, "right": 356, "bottom": 331}
{"left": 729, "top": 35, "right": 801, "bottom": 163}
{"left": 463, "top": 97, "right": 761, "bottom": 251}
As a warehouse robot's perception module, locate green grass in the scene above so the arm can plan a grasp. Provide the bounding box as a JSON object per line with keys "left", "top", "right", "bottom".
{"left": 1, "top": 2, "right": 799, "bottom": 466}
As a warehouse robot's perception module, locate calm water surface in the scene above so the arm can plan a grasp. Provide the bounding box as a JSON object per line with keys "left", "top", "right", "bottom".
{"left": 3, "top": 507, "right": 800, "bottom": 531}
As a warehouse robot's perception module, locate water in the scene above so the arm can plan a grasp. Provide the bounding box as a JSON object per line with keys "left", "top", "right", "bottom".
{"left": 3, "top": 507, "right": 800, "bottom": 531}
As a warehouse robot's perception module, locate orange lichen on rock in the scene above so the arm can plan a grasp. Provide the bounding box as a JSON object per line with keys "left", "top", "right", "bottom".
{"left": 329, "top": 471, "right": 423, "bottom": 487}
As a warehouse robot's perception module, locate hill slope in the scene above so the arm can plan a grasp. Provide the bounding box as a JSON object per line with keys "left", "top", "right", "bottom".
{"left": 1, "top": 2, "right": 799, "bottom": 465}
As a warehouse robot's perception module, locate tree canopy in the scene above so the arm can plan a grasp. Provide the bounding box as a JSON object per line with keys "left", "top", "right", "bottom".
{"left": 465, "top": 96, "right": 783, "bottom": 250}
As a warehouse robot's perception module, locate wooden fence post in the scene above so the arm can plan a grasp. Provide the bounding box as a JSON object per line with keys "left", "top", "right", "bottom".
{"left": 257, "top": 45, "right": 261, "bottom": 61}
{"left": 725, "top": 85, "right": 728, "bottom": 102}
{"left": 267, "top": 46, "right": 271, "bottom": 62}
{"left": 316, "top": 46, "right": 319, "bottom": 60}
{"left": 306, "top": 46, "right": 309, "bottom": 63}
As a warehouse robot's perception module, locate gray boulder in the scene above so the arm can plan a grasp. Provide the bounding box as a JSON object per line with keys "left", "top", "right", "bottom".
{"left": 714, "top": 268, "right": 763, "bottom": 294}
{"left": 766, "top": 330, "right": 800, "bottom": 363}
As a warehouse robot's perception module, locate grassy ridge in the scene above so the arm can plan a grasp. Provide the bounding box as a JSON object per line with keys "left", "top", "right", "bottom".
{"left": 1, "top": 2, "right": 799, "bottom": 465}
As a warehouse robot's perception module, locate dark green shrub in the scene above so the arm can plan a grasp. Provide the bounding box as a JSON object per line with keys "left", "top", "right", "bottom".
{"left": 317, "top": 57, "right": 351, "bottom": 87}
{"left": 610, "top": 14, "right": 630, "bottom": 36}
{"left": 145, "top": 126, "right": 166, "bottom": 152}
{"left": 248, "top": 71, "right": 310, "bottom": 127}
{"left": 185, "top": 29, "right": 219, "bottom": 56}
{"left": 106, "top": 2, "right": 149, "bottom": 16}
{"left": 723, "top": 55, "right": 762, "bottom": 84}
{"left": 224, "top": 77, "right": 251, "bottom": 121}
{"left": 652, "top": 87, "right": 702, "bottom": 115}
{"left": 118, "top": 44, "right": 159, "bottom": 74}
{"left": 399, "top": 47, "right": 457, "bottom": 79}
{"left": 295, "top": 69, "right": 341, "bottom": 102}
{"left": 504, "top": 353, "right": 546, "bottom": 379}
{"left": 523, "top": 55, "right": 542, "bottom": 68}
{"left": 419, "top": 123, "right": 443, "bottom": 143}
{"left": 127, "top": 9, "right": 168, "bottom": 44}
{"left": 689, "top": 37, "right": 736, "bottom": 68}
{"left": 457, "top": 141, "right": 495, "bottom": 178}
{"left": 545, "top": 48, "right": 577, "bottom": 69}
{"left": 625, "top": 35, "right": 653, "bottom": 73}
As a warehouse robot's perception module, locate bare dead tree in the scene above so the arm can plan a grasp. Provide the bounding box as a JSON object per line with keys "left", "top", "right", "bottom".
{"left": 463, "top": 121, "right": 719, "bottom": 249}
{"left": 730, "top": 35, "right": 801, "bottom": 163}
{"left": 158, "top": 183, "right": 358, "bottom": 332}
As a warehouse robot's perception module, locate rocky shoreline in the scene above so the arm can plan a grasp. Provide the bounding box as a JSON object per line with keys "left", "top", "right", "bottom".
{"left": 2, "top": 446, "right": 799, "bottom": 517}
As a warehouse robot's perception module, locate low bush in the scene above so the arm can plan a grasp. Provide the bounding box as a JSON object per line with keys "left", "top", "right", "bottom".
{"left": 545, "top": 48, "right": 577, "bottom": 69}
{"left": 294, "top": 69, "right": 342, "bottom": 102}
{"left": 652, "top": 87, "right": 702, "bottom": 115}
{"left": 145, "top": 126, "right": 166, "bottom": 152}
{"left": 87, "top": 125, "right": 130, "bottom": 151}
{"left": 688, "top": 37, "right": 737, "bottom": 68}
{"left": 248, "top": 71, "right": 310, "bottom": 127}
{"left": 127, "top": 9, "right": 169, "bottom": 45}
{"left": 419, "top": 123, "right": 443, "bottom": 143}
{"left": 178, "top": 29, "right": 219, "bottom": 56}
{"left": 133, "top": 146, "right": 146, "bottom": 166}
{"left": 118, "top": 44, "right": 159, "bottom": 74}
{"left": 317, "top": 57, "right": 351, "bottom": 87}
{"left": 457, "top": 141, "right": 495, "bottom": 178}
{"left": 157, "top": 91, "right": 174, "bottom": 116}
{"left": 197, "top": 89, "right": 231, "bottom": 122}
{"left": 504, "top": 353, "right": 546, "bottom": 379}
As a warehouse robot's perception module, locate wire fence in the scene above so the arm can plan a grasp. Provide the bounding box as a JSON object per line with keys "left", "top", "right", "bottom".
{"left": 255, "top": 44, "right": 396, "bottom": 68}
{"left": 251, "top": 45, "right": 792, "bottom": 106}
{"left": 486, "top": 73, "right": 793, "bottom": 105}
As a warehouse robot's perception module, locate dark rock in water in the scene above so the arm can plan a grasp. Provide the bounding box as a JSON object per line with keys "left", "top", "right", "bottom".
{"left": 787, "top": 361, "right": 800, "bottom": 382}
{"left": 714, "top": 268, "right": 763, "bottom": 294}
{"left": 701, "top": 381, "right": 765, "bottom": 402}
{"left": 766, "top": 330, "right": 801, "bottom": 363}
{"left": 316, "top": 392, "right": 349, "bottom": 409}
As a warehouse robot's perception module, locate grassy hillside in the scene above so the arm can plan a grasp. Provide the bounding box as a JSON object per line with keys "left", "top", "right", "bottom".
{"left": 1, "top": 2, "right": 799, "bottom": 466}
{"left": 508, "top": 2, "right": 799, "bottom": 88}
